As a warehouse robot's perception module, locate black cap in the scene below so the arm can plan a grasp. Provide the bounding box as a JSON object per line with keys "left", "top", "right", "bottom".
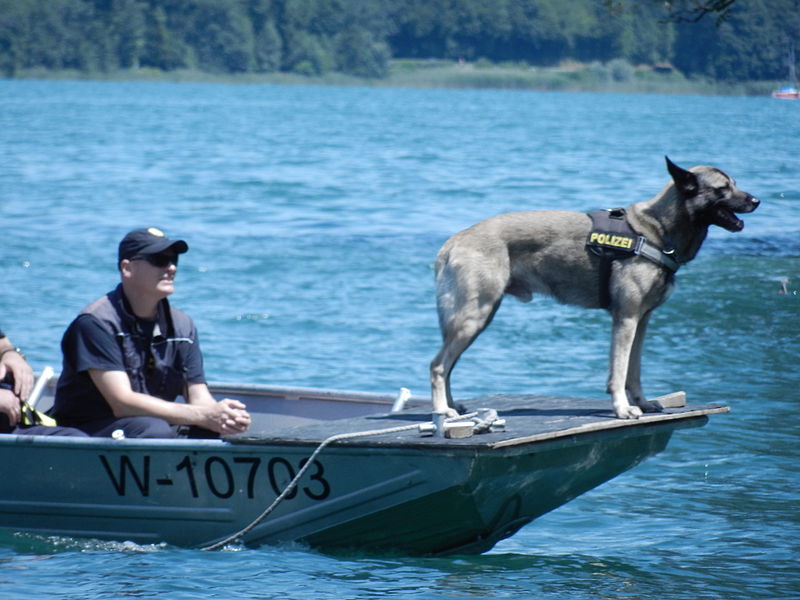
{"left": 118, "top": 227, "right": 189, "bottom": 264}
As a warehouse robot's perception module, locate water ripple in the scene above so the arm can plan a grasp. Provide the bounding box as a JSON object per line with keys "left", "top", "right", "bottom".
{"left": 0, "top": 80, "right": 797, "bottom": 600}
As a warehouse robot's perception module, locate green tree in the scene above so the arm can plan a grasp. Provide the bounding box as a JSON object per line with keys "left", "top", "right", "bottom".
{"left": 110, "top": 0, "right": 146, "bottom": 69}
{"left": 611, "top": 2, "right": 674, "bottom": 64}
{"left": 282, "top": 29, "right": 333, "bottom": 75}
{"left": 21, "top": 0, "right": 99, "bottom": 70}
{"left": 254, "top": 18, "right": 282, "bottom": 72}
{"left": 140, "top": 5, "right": 191, "bottom": 70}
{"left": 336, "top": 25, "right": 389, "bottom": 77}
{"left": 388, "top": 0, "right": 455, "bottom": 58}
{"left": 673, "top": 0, "right": 799, "bottom": 80}
{"left": 0, "top": 0, "right": 30, "bottom": 75}
{"left": 184, "top": 0, "right": 255, "bottom": 72}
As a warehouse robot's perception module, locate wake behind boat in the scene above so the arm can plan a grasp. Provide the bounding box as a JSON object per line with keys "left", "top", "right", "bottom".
{"left": 0, "top": 379, "right": 727, "bottom": 555}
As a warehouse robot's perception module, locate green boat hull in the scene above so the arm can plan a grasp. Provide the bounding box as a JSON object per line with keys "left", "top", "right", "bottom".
{"left": 302, "top": 423, "right": 680, "bottom": 554}
{"left": 0, "top": 383, "right": 724, "bottom": 555}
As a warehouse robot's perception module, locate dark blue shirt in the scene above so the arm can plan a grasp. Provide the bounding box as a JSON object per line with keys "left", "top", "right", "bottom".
{"left": 52, "top": 285, "right": 206, "bottom": 426}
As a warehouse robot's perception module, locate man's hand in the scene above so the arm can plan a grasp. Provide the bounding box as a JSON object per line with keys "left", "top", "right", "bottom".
{"left": 0, "top": 388, "right": 21, "bottom": 427}
{"left": 0, "top": 350, "right": 34, "bottom": 402}
{"left": 200, "top": 398, "right": 251, "bottom": 435}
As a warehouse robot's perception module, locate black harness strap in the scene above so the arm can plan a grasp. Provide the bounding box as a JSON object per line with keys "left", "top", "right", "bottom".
{"left": 586, "top": 208, "right": 680, "bottom": 308}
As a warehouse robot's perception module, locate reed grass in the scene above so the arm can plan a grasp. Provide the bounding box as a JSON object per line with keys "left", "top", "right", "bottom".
{"left": 7, "top": 60, "right": 779, "bottom": 97}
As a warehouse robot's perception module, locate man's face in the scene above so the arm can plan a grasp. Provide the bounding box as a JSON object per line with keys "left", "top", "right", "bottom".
{"left": 123, "top": 251, "right": 179, "bottom": 300}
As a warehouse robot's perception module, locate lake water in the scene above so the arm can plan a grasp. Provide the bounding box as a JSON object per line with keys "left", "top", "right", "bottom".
{"left": 0, "top": 80, "right": 797, "bottom": 599}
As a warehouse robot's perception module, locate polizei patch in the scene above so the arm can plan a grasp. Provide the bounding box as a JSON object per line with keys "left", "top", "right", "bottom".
{"left": 586, "top": 209, "right": 638, "bottom": 256}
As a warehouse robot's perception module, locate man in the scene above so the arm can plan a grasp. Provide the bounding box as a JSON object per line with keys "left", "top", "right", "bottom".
{"left": 0, "top": 329, "right": 86, "bottom": 436}
{"left": 52, "top": 227, "right": 251, "bottom": 438}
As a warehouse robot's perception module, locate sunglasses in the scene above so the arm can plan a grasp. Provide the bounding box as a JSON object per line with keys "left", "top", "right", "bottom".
{"left": 131, "top": 253, "right": 179, "bottom": 268}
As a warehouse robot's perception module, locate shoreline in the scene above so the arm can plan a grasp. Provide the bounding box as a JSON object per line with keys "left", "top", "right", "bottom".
{"left": 3, "top": 60, "right": 780, "bottom": 97}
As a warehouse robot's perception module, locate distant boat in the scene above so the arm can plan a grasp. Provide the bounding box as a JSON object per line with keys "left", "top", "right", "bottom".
{"left": 772, "top": 86, "right": 799, "bottom": 99}
{"left": 0, "top": 378, "right": 728, "bottom": 554}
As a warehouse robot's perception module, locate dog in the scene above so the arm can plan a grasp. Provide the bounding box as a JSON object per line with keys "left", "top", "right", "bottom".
{"left": 430, "top": 157, "right": 759, "bottom": 419}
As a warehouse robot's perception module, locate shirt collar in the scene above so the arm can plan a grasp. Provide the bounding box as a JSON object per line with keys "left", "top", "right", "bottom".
{"left": 110, "top": 284, "right": 172, "bottom": 338}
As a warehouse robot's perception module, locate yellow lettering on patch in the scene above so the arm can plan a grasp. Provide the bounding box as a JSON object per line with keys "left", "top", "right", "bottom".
{"left": 590, "top": 232, "right": 635, "bottom": 250}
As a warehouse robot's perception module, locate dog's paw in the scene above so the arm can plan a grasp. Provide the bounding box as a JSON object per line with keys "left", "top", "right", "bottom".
{"left": 637, "top": 399, "right": 664, "bottom": 413}
{"left": 614, "top": 405, "right": 643, "bottom": 420}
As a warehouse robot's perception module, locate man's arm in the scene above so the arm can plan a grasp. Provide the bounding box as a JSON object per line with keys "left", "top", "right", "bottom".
{"left": 89, "top": 370, "right": 250, "bottom": 434}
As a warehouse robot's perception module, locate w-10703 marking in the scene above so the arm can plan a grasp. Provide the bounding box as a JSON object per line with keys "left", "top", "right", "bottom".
{"left": 99, "top": 454, "right": 331, "bottom": 501}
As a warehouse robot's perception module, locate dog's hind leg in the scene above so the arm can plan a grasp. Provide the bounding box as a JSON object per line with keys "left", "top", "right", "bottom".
{"left": 430, "top": 338, "right": 465, "bottom": 416}
{"left": 430, "top": 298, "right": 502, "bottom": 416}
{"left": 430, "top": 255, "right": 507, "bottom": 415}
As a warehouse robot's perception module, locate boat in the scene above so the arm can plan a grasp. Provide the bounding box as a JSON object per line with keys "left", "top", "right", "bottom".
{"left": 0, "top": 378, "right": 728, "bottom": 555}
{"left": 772, "top": 85, "right": 799, "bottom": 99}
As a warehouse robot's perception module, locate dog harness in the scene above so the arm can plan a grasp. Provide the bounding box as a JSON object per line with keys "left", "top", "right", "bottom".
{"left": 586, "top": 208, "right": 680, "bottom": 308}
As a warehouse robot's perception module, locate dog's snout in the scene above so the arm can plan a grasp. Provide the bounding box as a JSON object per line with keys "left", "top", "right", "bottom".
{"left": 749, "top": 195, "right": 760, "bottom": 208}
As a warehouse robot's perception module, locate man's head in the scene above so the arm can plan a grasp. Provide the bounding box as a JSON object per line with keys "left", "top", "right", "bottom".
{"left": 118, "top": 227, "right": 188, "bottom": 268}
{"left": 118, "top": 228, "right": 189, "bottom": 309}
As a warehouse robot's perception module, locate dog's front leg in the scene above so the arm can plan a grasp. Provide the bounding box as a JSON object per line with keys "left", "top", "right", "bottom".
{"left": 626, "top": 311, "right": 662, "bottom": 413}
{"left": 608, "top": 313, "right": 643, "bottom": 419}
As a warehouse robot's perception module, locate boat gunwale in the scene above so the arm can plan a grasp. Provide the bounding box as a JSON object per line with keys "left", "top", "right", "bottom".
{"left": 486, "top": 404, "right": 729, "bottom": 449}
{"left": 207, "top": 381, "right": 417, "bottom": 406}
{"left": 0, "top": 434, "right": 229, "bottom": 449}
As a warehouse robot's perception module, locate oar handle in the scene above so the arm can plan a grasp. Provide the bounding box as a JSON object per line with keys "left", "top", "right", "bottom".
{"left": 28, "top": 366, "right": 54, "bottom": 409}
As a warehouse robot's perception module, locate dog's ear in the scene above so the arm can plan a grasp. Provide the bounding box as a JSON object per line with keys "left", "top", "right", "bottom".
{"left": 665, "top": 156, "right": 698, "bottom": 197}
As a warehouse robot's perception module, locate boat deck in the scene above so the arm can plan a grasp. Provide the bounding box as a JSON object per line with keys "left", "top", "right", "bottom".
{"left": 230, "top": 393, "right": 729, "bottom": 449}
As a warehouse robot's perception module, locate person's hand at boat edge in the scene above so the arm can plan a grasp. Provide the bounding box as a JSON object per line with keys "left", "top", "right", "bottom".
{"left": 213, "top": 398, "right": 251, "bottom": 435}
{"left": 0, "top": 384, "right": 22, "bottom": 428}
{"left": 0, "top": 340, "right": 34, "bottom": 402}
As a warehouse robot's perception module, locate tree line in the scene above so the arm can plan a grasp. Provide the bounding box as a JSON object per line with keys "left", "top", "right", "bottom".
{"left": 0, "top": 0, "right": 797, "bottom": 82}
